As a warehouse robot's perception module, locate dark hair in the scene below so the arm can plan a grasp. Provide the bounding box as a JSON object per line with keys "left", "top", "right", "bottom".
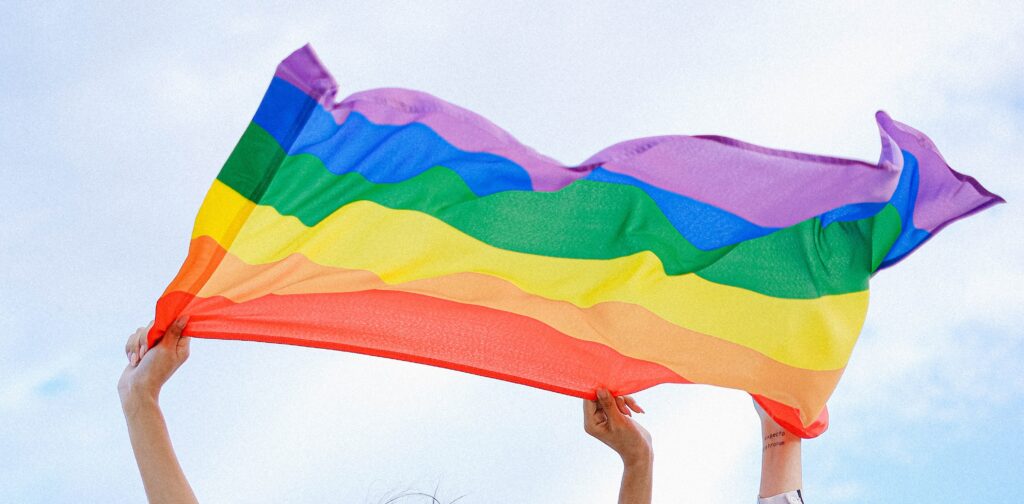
{"left": 375, "top": 484, "right": 467, "bottom": 504}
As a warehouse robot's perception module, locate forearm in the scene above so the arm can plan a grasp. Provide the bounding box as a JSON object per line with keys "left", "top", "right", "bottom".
{"left": 122, "top": 395, "right": 198, "bottom": 504}
{"left": 759, "top": 422, "right": 802, "bottom": 498}
{"left": 618, "top": 456, "right": 653, "bottom": 504}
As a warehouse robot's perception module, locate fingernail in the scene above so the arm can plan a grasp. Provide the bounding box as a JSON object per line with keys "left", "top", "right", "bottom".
{"left": 130, "top": 352, "right": 138, "bottom": 366}
{"left": 174, "top": 316, "right": 189, "bottom": 329}
{"left": 597, "top": 389, "right": 608, "bottom": 400}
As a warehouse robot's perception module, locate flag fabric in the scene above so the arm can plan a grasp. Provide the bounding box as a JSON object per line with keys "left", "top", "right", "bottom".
{"left": 150, "top": 45, "right": 1003, "bottom": 438}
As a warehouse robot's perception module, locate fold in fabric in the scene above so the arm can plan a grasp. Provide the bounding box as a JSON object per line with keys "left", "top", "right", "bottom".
{"left": 150, "top": 44, "right": 1003, "bottom": 438}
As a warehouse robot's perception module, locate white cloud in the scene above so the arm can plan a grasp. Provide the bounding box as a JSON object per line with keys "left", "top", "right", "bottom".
{"left": 1, "top": 1, "right": 1021, "bottom": 502}
{"left": 0, "top": 355, "right": 79, "bottom": 411}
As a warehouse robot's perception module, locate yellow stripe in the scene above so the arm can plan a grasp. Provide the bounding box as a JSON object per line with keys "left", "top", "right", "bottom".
{"left": 194, "top": 180, "right": 869, "bottom": 370}
{"left": 193, "top": 181, "right": 256, "bottom": 248}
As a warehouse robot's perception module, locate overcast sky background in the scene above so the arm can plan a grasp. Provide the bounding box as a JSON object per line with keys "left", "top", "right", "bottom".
{"left": 1, "top": 2, "right": 1022, "bottom": 503}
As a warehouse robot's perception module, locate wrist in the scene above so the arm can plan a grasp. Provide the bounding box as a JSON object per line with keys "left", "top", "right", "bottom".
{"left": 621, "top": 447, "right": 654, "bottom": 471}
{"left": 761, "top": 426, "right": 800, "bottom": 455}
{"left": 759, "top": 411, "right": 782, "bottom": 431}
{"left": 120, "top": 388, "right": 161, "bottom": 417}
{"left": 759, "top": 424, "right": 802, "bottom": 498}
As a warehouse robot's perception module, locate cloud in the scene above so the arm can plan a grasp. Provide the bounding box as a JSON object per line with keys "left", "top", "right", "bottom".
{"left": 1, "top": 1, "right": 1021, "bottom": 502}
{"left": 0, "top": 355, "right": 79, "bottom": 411}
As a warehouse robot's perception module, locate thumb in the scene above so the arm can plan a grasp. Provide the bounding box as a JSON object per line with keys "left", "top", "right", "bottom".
{"left": 160, "top": 316, "right": 188, "bottom": 348}
{"left": 583, "top": 396, "right": 599, "bottom": 418}
{"left": 597, "top": 388, "right": 625, "bottom": 423}
{"left": 178, "top": 332, "right": 191, "bottom": 355}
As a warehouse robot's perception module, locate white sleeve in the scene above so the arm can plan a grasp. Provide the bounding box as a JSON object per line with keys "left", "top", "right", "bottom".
{"left": 757, "top": 489, "right": 803, "bottom": 504}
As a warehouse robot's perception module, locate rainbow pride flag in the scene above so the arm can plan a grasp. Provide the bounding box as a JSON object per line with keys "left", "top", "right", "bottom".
{"left": 150, "top": 45, "right": 1002, "bottom": 437}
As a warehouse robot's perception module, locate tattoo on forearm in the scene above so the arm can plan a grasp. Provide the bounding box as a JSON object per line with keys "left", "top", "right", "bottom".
{"left": 763, "top": 430, "right": 786, "bottom": 452}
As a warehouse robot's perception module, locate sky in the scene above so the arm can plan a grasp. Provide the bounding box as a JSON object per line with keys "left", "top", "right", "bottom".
{"left": 1, "top": 1, "right": 1022, "bottom": 502}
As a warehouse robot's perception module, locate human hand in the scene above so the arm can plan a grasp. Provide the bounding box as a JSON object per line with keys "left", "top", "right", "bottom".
{"left": 753, "top": 398, "right": 802, "bottom": 498}
{"left": 583, "top": 388, "right": 652, "bottom": 467}
{"left": 118, "top": 317, "right": 191, "bottom": 408}
{"left": 753, "top": 397, "right": 786, "bottom": 433}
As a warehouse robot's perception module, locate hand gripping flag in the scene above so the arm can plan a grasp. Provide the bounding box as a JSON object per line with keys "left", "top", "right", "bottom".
{"left": 150, "top": 45, "right": 1003, "bottom": 437}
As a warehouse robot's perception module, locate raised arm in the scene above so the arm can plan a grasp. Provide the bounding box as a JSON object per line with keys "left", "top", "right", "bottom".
{"left": 755, "top": 402, "right": 804, "bottom": 503}
{"left": 117, "top": 317, "right": 199, "bottom": 504}
{"left": 583, "top": 388, "right": 653, "bottom": 504}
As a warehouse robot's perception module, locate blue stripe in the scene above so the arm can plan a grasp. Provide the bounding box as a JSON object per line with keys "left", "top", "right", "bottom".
{"left": 255, "top": 77, "right": 534, "bottom": 195}
{"left": 252, "top": 76, "right": 908, "bottom": 251}
{"left": 820, "top": 201, "right": 889, "bottom": 228}
{"left": 877, "top": 151, "right": 931, "bottom": 269}
{"left": 583, "top": 168, "right": 781, "bottom": 249}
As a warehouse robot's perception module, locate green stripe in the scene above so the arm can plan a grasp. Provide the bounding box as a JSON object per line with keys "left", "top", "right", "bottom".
{"left": 217, "top": 122, "right": 281, "bottom": 199}
{"left": 216, "top": 122, "right": 900, "bottom": 299}
{"left": 870, "top": 204, "right": 902, "bottom": 272}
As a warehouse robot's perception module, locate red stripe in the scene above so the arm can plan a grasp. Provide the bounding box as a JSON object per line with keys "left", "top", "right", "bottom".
{"left": 153, "top": 290, "right": 690, "bottom": 398}
{"left": 753, "top": 395, "right": 828, "bottom": 439}
{"left": 151, "top": 289, "right": 828, "bottom": 438}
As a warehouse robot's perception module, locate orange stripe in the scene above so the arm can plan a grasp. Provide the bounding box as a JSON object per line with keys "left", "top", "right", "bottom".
{"left": 166, "top": 235, "right": 841, "bottom": 424}
{"left": 156, "top": 234, "right": 228, "bottom": 322}
{"left": 155, "top": 289, "right": 690, "bottom": 400}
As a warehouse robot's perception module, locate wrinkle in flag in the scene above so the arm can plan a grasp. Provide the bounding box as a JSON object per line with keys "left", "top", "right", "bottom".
{"left": 150, "top": 45, "right": 1003, "bottom": 438}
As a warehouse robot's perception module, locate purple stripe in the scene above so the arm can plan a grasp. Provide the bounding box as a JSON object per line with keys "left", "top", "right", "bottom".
{"left": 273, "top": 45, "right": 1002, "bottom": 228}
{"left": 273, "top": 44, "right": 336, "bottom": 105}
{"left": 874, "top": 111, "right": 1006, "bottom": 232}
{"left": 588, "top": 132, "right": 903, "bottom": 227}
{"left": 274, "top": 45, "right": 579, "bottom": 192}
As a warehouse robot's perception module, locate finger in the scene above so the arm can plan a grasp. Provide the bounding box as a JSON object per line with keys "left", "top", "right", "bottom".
{"left": 623, "top": 395, "right": 645, "bottom": 414}
{"left": 615, "top": 395, "right": 631, "bottom": 417}
{"left": 178, "top": 333, "right": 191, "bottom": 357}
{"left": 140, "top": 321, "right": 155, "bottom": 358}
{"left": 596, "top": 388, "right": 626, "bottom": 424}
{"left": 136, "top": 329, "right": 147, "bottom": 360}
{"left": 126, "top": 327, "right": 141, "bottom": 357}
{"left": 159, "top": 316, "right": 188, "bottom": 348}
{"left": 129, "top": 327, "right": 146, "bottom": 361}
{"left": 583, "top": 398, "right": 599, "bottom": 431}
{"left": 176, "top": 317, "right": 191, "bottom": 357}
